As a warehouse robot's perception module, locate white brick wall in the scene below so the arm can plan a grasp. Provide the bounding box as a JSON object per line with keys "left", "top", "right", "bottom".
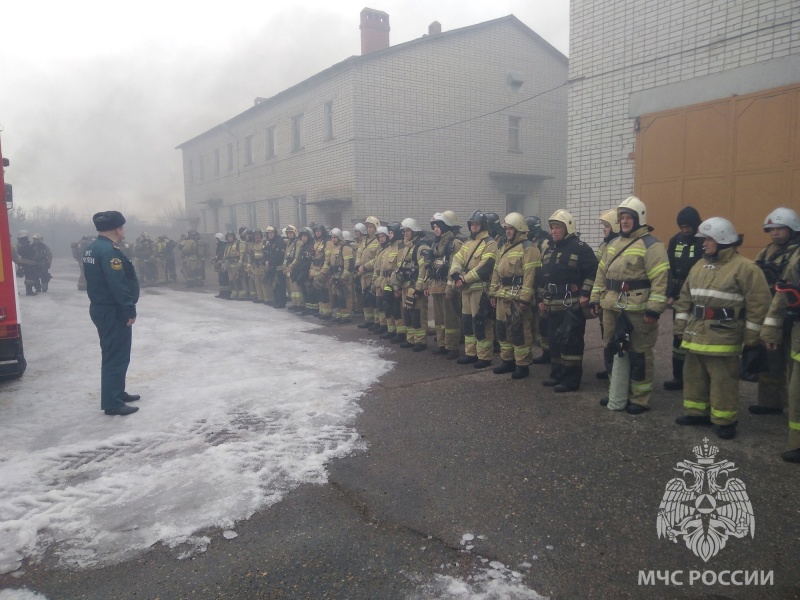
{"left": 568, "top": 0, "right": 800, "bottom": 247}
{"left": 179, "top": 17, "right": 568, "bottom": 234}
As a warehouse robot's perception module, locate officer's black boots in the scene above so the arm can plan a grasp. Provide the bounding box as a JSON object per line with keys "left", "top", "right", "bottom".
{"left": 105, "top": 405, "right": 139, "bottom": 416}
{"left": 511, "top": 365, "right": 529, "bottom": 380}
{"left": 781, "top": 448, "right": 800, "bottom": 463}
{"left": 456, "top": 354, "right": 478, "bottom": 365}
{"left": 473, "top": 359, "right": 492, "bottom": 369}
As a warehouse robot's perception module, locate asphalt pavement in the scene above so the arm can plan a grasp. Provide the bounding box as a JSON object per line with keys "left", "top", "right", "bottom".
{"left": 2, "top": 304, "right": 799, "bottom": 599}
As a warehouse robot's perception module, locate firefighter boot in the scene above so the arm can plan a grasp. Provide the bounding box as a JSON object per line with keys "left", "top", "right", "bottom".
{"left": 493, "top": 360, "right": 516, "bottom": 375}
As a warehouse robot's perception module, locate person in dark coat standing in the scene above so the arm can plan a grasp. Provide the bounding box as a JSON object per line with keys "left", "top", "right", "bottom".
{"left": 83, "top": 211, "right": 141, "bottom": 416}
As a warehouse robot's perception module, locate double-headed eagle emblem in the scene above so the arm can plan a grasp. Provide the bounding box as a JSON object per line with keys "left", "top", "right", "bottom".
{"left": 657, "top": 438, "right": 754, "bottom": 562}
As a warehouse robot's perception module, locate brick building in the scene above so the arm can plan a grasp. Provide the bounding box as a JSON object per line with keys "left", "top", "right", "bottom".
{"left": 568, "top": 0, "right": 800, "bottom": 254}
{"left": 176, "top": 10, "right": 568, "bottom": 234}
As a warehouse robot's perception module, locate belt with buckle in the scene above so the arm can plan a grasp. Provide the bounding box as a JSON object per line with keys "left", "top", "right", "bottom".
{"left": 691, "top": 305, "right": 743, "bottom": 320}
{"left": 607, "top": 279, "right": 650, "bottom": 292}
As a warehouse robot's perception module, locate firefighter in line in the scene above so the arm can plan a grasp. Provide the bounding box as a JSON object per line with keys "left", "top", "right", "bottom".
{"left": 381, "top": 223, "right": 405, "bottom": 342}
{"left": 180, "top": 230, "right": 204, "bottom": 287}
{"left": 134, "top": 233, "right": 157, "bottom": 286}
{"left": 426, "top": 211, "right": 463, "bottom": 359}
{"left": 72, "top": 235, "right": 96, "bottom": 291}
{"left": 236, "top": 227, "right": 251, "bottom": 300}
{"left": 31, "top": 233, "right": 53, "bottom": 293}
{"left": 751, "top": 207, "right": 800, "bottom": 415}
{"left": 673, "top": 217, "right": 771, "bottom": 440}
{"left": 356, "top": 217, "right": 382, "bottom": 330}
{"left": 265, "top": 226, "right": 287, "bottom": 308}
{"left": 292, "top": 227, "right": 316, "bottom": 314}
{"left": 393, "top": 218, "right": 430, "bottom": 350}
{"left": 527, "top": 216, "right": 551, "bottom": 365}
{"left": 661, "top": 206, "right": 705, "bottom": 391}
{"left": 489, "top": 212, "right": 541, "bottom": 380}
{"left": 212, "top": 232, "right": 231, "bottom": 299}
{"left": 368, "top": 226, "right": 392, "bottom": 336}
{"left": 246, "top": 228, "right": 268, "bottom": 303}
{"left": 283, "top": 225, "right": 305, "bottom": 311}
{"left": 352, "top": 223, "right": 367, "bottom": 315}
{"left": 761, "top": 249, "right": 800, "bottom": 461}
{"left": 224, "top": 227, "right": 245, "bottom": 300}
{"left": 14, "top": 231, "right": 39, "bottom": 295}
{"left": 590, "top": 196, "right": 670, "bottom": 414}
{"left": 311, "top": 224, "right": 331, "bottom": 318}
{"left": 536, "top": 210, "right": 598, "bottom": 392}
{"left": 595, "top": 210, "right": 620, "bottom": 380}
{"left": 321, "top": 228, "right": 354, "bottom": 323}
{"left": 450, "top": 211, "right": 498, "bottom": 369}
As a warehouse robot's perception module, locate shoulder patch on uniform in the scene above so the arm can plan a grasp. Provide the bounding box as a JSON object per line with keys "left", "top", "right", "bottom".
{"left": 110, "top": 257, "right": 123, "bottom": 271}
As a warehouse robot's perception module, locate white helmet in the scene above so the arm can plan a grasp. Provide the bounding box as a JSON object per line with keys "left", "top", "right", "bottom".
{"left": 599, "top": 209, "right": 620, "bottom": 233}
{"left": 763, "top": 207, "right": 800, "bottom": 232}
{"left": 365, "top": 216, "right": 381, "bottom": 227}
{"left": 342, "top": 230, "right": 353, "bottom": 242}
{"left": 376, "top": 226, "right": 389, "bottom": 238}
{"left": 17, "top": 230, "right": 29, "bottom": 238}
{"left": 214, "top": 232, "right": 226, "bottom": 242}
{"left": 32, "top": 233, "right": 43, "bottom": 241}
{"left": 501, "top": 212, "right": 528, "bottom": 233}
{"left": 441, "top": 210, "right": 458, "bottom": 227}
{"left": 329, "top": 228, "right": 343, "bottom": 240}
{"left": 400, "top": 218, "right": 422, "bottom": 233}
{"left": 548, "top": 209, "right": 576, "bottom": 235}
{"left": 696, "top": 217, "right": 739, "bottom": 245}
{"left": 618, "top": 196, "right": 647, "bottom": 226}
{"left": 354, "top": 223, "right": 368, "bottom": 235}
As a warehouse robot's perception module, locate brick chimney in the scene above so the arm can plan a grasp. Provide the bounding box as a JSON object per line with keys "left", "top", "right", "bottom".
{"left": 428, "top": 21, "right": 442, "bottom": 36}
{"left": 360, "top": 8, "right": 390, "bottom": 54}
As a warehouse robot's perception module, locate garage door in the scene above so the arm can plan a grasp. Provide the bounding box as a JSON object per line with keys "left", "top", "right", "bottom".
{"left": 634, "top": 83, "right": 800, "bottom": 258}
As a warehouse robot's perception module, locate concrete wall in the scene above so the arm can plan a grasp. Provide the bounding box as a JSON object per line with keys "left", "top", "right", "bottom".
{"left": 568, "top": 0, "right": 800, "bottom": 247}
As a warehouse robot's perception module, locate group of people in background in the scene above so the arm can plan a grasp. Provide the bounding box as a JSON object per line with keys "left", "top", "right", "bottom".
{"left": 13, "top": 230, "right": 52, "bottom": 295}
{"left": 206, "top": 200, "right": 800, "bottom": 462}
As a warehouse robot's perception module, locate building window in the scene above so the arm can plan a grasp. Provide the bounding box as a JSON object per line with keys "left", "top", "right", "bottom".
{"left": 227, "top": 142, "right": 234, "bottom": 172}
{"left": 269, "top": 199, "right": 280, "bottom": 229}
{"left": 291, "top": 114, "right": 304, "bottom": 152}
{"left": 324, "top": 101, "right": 334, "bottom": 141}
{"left": 293, "top": 195, "right": 307, "bottom": 227}
{"left": 188, "top": 159, "right": 194, "bottom": 184}
{"left": 227, "top": 205, "right": 237, "bottom": 232}
{"left": 508, "top": 117, "right": 521, "bottom": 153}
{"left": 248, "top": 203, "right": 257, "bottom": 228}
{"left": 244, "top": 135, "right": 254, "bottom": 165}
{"left": 266, "top": 126, "right": 276, "bottom": 160}
{"left": 506, "top": 194, "right": 525, "bottom": 215}
{"left": 198, "top": 156, "right": 204, "bottom": 180}
{"left": 213, "top": 149, "right": 220, "bottom": 176}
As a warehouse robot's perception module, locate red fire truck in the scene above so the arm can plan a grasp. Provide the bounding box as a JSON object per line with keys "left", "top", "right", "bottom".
{"left": 0, "top": 134, "right": 26, "bottom": 379}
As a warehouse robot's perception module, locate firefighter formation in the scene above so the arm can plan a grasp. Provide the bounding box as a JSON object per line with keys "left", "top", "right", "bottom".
{"left": 21, "top": 198, "right": 800, "bottom": 461}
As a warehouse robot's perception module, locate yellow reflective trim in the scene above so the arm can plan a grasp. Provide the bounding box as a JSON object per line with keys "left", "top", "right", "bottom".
{"left": 681, "top": 341, "right": 741, "bottom": 353}
{"left": 711, "top": 407, "right": 737, "bottom": 420}
{"left": 684, "top": 400, "right": 709, "bottom": 410}
{"left": 649, "top": 294, "right": 667, "bottom": 302}
{"left": 445, "top": 328, "right": 460, "bottom": 334}
{"left": 647, "top": 262, "right": 670, "bottom": 278}
{"left": 624, "top": 248, "right": 646, "bottom": 256}
{"left": 631, "top": 382, "right": 652, "bottom": 393}
{"left": 792, "top": 351, "right": 800, "bottom": 362}
{"left": 789, "top": 421, "right": 800, "bottom": 431}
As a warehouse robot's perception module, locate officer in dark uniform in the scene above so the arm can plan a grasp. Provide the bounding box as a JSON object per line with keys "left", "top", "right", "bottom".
{"left": 83, "top": 211, "right": 141, "bottom": 416}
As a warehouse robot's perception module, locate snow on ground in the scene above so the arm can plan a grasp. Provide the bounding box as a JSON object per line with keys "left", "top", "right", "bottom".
{"left": 0, "top": 261, "right": 393, "bottom": 574}
{"left": 0, "top": 589, "right": 50, "bottom": 600}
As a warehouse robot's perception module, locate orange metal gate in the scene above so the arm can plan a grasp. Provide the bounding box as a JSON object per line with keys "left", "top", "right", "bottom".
{"left": 635, "top": 83, "right": 800, "bottom": 258}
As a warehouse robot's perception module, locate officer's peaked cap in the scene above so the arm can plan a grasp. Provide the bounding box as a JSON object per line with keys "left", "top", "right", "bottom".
{"left": 92, "top": 211, "right": 126, "bottom": 231}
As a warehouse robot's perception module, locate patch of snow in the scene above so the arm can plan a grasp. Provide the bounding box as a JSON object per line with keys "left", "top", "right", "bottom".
{"left": 0, "top": 590, "right": 50, "bottom": 600}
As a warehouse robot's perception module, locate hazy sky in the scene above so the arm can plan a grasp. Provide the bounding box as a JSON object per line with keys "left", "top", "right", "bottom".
{"left": 0, "top": 0, "right": 569, "bottom": 224}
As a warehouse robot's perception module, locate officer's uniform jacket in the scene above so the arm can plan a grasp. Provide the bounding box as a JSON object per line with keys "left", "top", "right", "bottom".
{"left": 537, "top": 234, "right": 597, "bottom": 312}
{"left": 427, "top": 231, "right": 462, "bottom": 294}
{"left": 448, "top": 230, "right": 498, "bottom": 292}
{"left": 761, "top": 251, "right": 800, "bottom": 358}
{"left": 590, "top": 225, "right": 670, "bottom": 315}
{"left": 265, "top": 236, "right": 286, "bottom": 271}
{"left": 755, "top": 236, "right": 800, "bottom": 293}
{"left": 489, "top": 231, "right": 540, "bottom": 304}
{"left": 674, "top": 247, "right": 771, "bottom": 355}
{"left": 358, "top": 235, "right": 381, "bottom": 288}
{"left": 83, "top": 235, "right": 140, "bottom": 320}
{"left": 391, "top": 237, "right": 430, "bottom": 293}
{"left": 666, "top": 232, "right": 705, "bottom": 299}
